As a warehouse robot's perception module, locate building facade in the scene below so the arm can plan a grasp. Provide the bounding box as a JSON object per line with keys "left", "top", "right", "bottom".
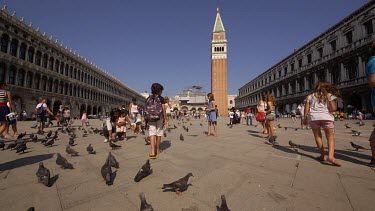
{"left": 0, "top": 6, "right": 145, "bottom": 117}
{"left": 228, "top": 94, "right": 237, "bottom": 110}
{"left": 236, "top": 1, "right": 375, "bottom": 114}
{"left": 174, "top": 88, "right": 207, "bottom": 113}
{"left": 211, "top": 8, "right": 228, "bottom": 116}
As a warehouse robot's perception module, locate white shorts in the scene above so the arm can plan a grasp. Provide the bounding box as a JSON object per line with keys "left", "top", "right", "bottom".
{"left": 148, "top": 119, "right": 164, "bottom": 137}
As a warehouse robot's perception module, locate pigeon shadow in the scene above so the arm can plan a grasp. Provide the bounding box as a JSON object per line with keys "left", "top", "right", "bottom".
{"left": 187, "top": 135, "right": 198, "bottom": 137}
{"left": 0, "top": 153, "right": 54, "bottom": 171}
{"left": 249, "top": 134, "right": 265, "bottom": 139}
{"left": 49, "top": 174, "right": 59, "bottom": 187}
{"left": 160, "top": 140, "right": 171, "bottom": 151}
{"left": 126, "top": 136, "right": 137, "bottom": 140}
{"left": 272, "top": 144, "right": 317, "bottom": 161}
{"left": 111, "top": 170, "right": 118, "bottom": 185}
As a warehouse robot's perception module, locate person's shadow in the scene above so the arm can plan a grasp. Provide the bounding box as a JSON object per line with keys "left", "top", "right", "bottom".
{"left": 160, "top": 140, "right": 171, "bottom": 151}
{"left": 0, "top": 153, "right": 54, "bottom": 171}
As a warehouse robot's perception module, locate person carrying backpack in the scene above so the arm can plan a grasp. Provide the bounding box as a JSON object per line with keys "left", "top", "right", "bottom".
{"left": 144, "top": 83, "right": 166, "bottom": 159}
{"left": 35, "top": 99, "right": 53, "bottom": 134}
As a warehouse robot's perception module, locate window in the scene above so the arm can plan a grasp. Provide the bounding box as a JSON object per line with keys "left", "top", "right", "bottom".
{"left": 229, "top": 100, "right": 233, "bottom": 104}
{"left": 298, "top": 59, "right": 302, "bottom": 68}
{"left": 8, "top": 66, "right": 16, "bottom": 85}
{"left": 19, "top": 43, "right": 26, "bottom": 60}
{"left": 0, "top": 63, "right": 5, "bottom": 81}
{"left": 284, "top": 67, "right": 287, "bottom": 75}
{"left": 307, "top": 54, "right": 312, "bottom": 64}
{"left": 26, "top": 72, "right": 32, "bottom": 88}
{"left": 42, "top": 54, "right": 48, "bottom": 68}
{"left": 35, "top": 51, "right": 42, "bottom": 66}
{"left": 291, "top": 63, "right": 295, "bottom": 72}
{"left": 364, "top": 20, "right": 374, "bottom": 35}
{"left": 0, "top": 34, "right": 9, "bottom": 53}
{"left": 330, "top": 40, "right": 336, "bottom": 52}
{"left": 10, "top": 39, "right": 18, "bottom": 57}
{"left": 28, "top": 47, "right": 34, "bottom": 63}
{"left": 345, "top": 31, "right": 353, "bottom": 45}
{"left": 347, "top": 60, "right": 357, "bottom": 80}
{"left": 273, "top": 73, "right": 276, "bottom": 80}
{"left": 278, "top": 70, "right": 281, "bottom": 78}
{"left": 269, "top": 75, "right": 271, "bottom": 82}
{"left": 17, "top": 70, "right": 25, "bottom": 86}
{"left": 317, "top": 48, "right": 323, "bottom": 58}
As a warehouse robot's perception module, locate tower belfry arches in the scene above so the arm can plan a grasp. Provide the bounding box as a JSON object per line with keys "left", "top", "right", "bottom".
{"left": 211, "top": 8, "right": 228, "bottom": 114}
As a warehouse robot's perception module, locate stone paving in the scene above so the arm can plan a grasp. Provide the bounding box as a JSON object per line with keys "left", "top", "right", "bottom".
{"left": 0, "top": 117, "right": 374, "bottom": 211}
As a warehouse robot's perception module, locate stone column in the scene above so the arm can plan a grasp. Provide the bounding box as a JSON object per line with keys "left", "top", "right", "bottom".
{"left": 358, "top": 56, "right": 365, "bottom": 77}
{"left": 340, "top": 63, "right": 346, "bottom": 82}
{"left": 326, "top": 68, "right": 331, "bottom": 83}
{"left": 304, "top": 76, "right": 308, "bottom": 90}
{"left": 4, "top": 64, "right": 8, "bottom": 83}
{"left": 6, "top": 36, "right": 11, "bottom": 54}
{"left": 25, "top": 46, "right": 29, "bottom": 62}
{"left": 38, "top": 75, "right": 43, "bottom": 90}
{"left": 16, "top": 43, "right": 20, "bottom": 58}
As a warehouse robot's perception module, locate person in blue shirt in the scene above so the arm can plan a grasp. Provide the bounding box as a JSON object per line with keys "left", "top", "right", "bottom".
{"left": 365, "top": 42, "right": 375, "bottom": 167}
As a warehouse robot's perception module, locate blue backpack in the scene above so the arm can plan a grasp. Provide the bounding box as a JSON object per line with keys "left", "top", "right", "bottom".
{"left": 37, "top": 104, "right": 46, "bottom": 116}
{"left": 144, "top": 95, "right": 163, "bottom": 122}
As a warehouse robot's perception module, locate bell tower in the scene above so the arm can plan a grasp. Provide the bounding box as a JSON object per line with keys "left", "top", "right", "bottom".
{"left": 211, "top": 8, "right": 228, "bottom": 115}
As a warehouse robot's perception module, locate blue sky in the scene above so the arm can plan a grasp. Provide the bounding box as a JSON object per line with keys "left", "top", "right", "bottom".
{"left": 2, "top": 0, "right": 369, "bottom": 96}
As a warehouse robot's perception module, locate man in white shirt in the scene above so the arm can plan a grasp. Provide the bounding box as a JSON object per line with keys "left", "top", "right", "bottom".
{"left": 297, "top": 100, "right": 307, "bottom": 129}
{"left": 35, "top": 99, "right": 53, "bottom": 134}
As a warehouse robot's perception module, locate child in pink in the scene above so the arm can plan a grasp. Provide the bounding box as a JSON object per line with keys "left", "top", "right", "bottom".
{"left": 116, "top": 111, "right": 131, "bottom": 140}
{"left": 304, "top": 81, "right": 341, "bottom": 167}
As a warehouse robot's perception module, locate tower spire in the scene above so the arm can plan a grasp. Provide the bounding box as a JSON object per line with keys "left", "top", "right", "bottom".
{"left": 213, "top": 8, "right": 225, "bottom": 33}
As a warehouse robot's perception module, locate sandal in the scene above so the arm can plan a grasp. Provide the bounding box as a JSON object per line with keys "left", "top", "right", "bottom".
{"left": 148, "top": 154, "right": 156, "bottom": 159}
{"left": 157, "top": 150, "right": 163, "bottom": 155}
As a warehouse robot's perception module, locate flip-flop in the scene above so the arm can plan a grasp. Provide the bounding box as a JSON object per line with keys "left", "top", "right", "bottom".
{"left": 148, "top": 154, "right": 156, "bottom": 159}
{"left": 157, "top": 150, "right": 163, "bottom": 154}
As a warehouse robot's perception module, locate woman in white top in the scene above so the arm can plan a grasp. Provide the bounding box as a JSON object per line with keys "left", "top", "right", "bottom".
{"left": 257, "top": 95, "right": 267, "bottom": 134}
{"left": 128, "top": 98, "right": 139, "bottom": 122}
{"left": 164, "top": 96, "right": 171, "bottom": 129}
{"left": 303, "top": 81, "right": 341, "bottom": 167}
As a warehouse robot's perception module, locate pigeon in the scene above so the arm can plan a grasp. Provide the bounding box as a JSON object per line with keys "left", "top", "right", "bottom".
{"left": 288, "top": 140, "right": 299, "bottom": 148}
{"left": 46, "top": 130, "right": 52, "bottom": 138}
{"left": 294, "top": 128, "right": 298, "bottom": 131}
{"left": 66, "top": 145, "right": 79, "bottom": 156}
{"left": 218, "top": 195, "right": 231, "bottom": 211}
{"left": 109, "top": 140, "right": 121, "bottom": 150}
{"left": 7, "top": 141, "right": 17, "bottom": 150}
{"left": 352, "top": 132, "right": 361, "bottom": 136}
{"left": 350, "top": 142, "right": 365, "bottom": 151}
{"left": 16, "top": 132, "right": 26, "bottom": 140}
{"left": 16, "top": 141, "right": 27, "bottom": 153}
{"left": 29, "top": 134, "right": 35, "bottom": 139}
{"left": 180, "top": 133, "right": 184, "bottom": 141}
{"left": 32, "top": 135, "right": 38, "bottom": 142}
{"left": 167, "top": 128, "right": 171, "bottom": 133}
{"left": 69, "top": 139, "right": 75, "bottom": 146}
{"left": 40, "top": 138, "right": 48, "bottom": 144}
{"left": 0, "top": 140, "right": 5, "bottom": 149}
{"left": 284, "top": 127, "right": 288, "bottom": 131}
{"left": 359, "top": 122, "right": 365, "bottom": 126}
{"left": 86, "top": 144, "right": 96, "bottom": 154}
{"left": 44, "top": 138, "right": 55, "bottom": 147}
{"left": 200, "top": 123, "right": 203, "bottom": 126}
{"left": 174, "top": 125, "right": 177, "bottom": 129}
{"left": 134, "top": 160, "right": 153, "bottom": 182}
{"left": 101, "top": 159, "right": 112, "bottom": 185}
{"left": 162, "top": 173, "right": 193, "bottom": 195}
{"left": 82, "top": 134, "right": 88, "bottom": 137}
{"left": 345, "top": 123, "right": 351, "bottom": 129}
{"left": 56, "top": 153, "right": 74, "bottom": 169}
{"left": 163, "top": 131, "right": 167, "bottom": 137}
{"left": 27, "top": 207, "right": 35, "bottom": 211}
{"left": 144, "top": 137, "right": 150, "bottom": 145}
{"left": 139, "top": 192, "right": 154, "bottom": 211}
{"left": 277, "top": 124, "right": 282, "bottom": 128}
{"left": 268, "top": 136, "right": 277, "bottom": 145}
{"left": 36, "top": 162, "right": 50, "bottom": 187}
{"left": 107, "top": 152, "right": 119, "bottom": 169}
{"left": 186, "top": 127, "right": 189, "bottom": 132}
{"left": 190, "top": 123, "right": 192, "bottom": 126}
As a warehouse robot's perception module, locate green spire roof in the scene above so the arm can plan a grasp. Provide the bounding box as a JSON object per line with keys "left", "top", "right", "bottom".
{"left": 213, "top": 8, "right": 225, "bottom": 33}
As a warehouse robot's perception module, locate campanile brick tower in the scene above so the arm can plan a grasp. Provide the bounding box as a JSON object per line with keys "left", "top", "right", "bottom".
{"left": 211, "top": 8, "right": 228, "bottom": 116}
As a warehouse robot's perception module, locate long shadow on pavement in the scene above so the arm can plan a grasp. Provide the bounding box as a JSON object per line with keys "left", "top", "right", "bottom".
{"left": 160, "top": 140, "right": 171, "bottom": 151}
{"left": 0, "top": 153, "right": 54, "bottom": 171}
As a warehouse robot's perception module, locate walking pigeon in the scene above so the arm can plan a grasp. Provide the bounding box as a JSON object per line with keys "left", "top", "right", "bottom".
{"left": 134, "top": 160, "right": 153, "bottom": 182}
{"left": 144, "top": 137, "right": 150, "bottom": 145}
{"left": 345, "top": 123, "right": 351, "bottom": 129}
{"left": 162, "top": 173, "right": 193, "bottom": 195}
{"left": 139, "top": 192, "right": 154, "bottom": 211}
{"left": 56, "top": 153, "right": 74, "bottom": 169}
{"left": 66, "top": 145, "right": 79, "bottom": 156}
{"left": 180, "top": 133, "right": 184, "bottom": 141}
{"left": 36, "top": 162, "right": 50, "bottom": 187}
{"left": 288, "top": 140, "right": 299, "bottom": 148}
{"left": 16, "top": 132, "right": 26, "bottom": 140}
{"left": 101, "top": 159, "right": 112, "bottom": 185}
{"left": 69, "top": 139, "right": 75, "bottom": 146}
{"left": 107, "top": 152, "right": 119, "bottom": 169}
{"left": 46, "top": 130, "right": 52, "bottom": 138}
{"left": 16, "top": 141, "right": 27, "bottom": 153}
{"left": 86, "top": 144, "right": 96, "bottom": 154}
{"left": 350, "top": 142, "right": 365, "bottom": 151}
{"left": 7, "top": 141, "right": 17, "bottom": 150}
{"left": 218, "top": 195, "right": 231, "bottom": 211}
{"left": 0, "top": 140, "right": 4, "bottom": 149}
{"left": 352, "top": 132, "right": 361, "bottom": 136}
{"left": 44, "top": 137, "right": 55, "bottom": 147}
{"left": 109, "top": 140, "right": 121, "bottom": 150}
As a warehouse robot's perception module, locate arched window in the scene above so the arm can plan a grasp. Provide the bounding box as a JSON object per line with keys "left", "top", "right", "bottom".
{"left": 0, "top": 63, "right": 5, "bottom": 82}
{"left": 17, "top": 70, "right": 25, "bottom": 86}
{"left": 48, "top": 79, "right": 53, "bottom": 92}
{"left": 54, "top": 80, "right": 58, "bottom": 93}
{"left": 42, "top": 54, "right": 48, "bottom": 68}
{"left": 41, "top": 76, "right": 47, "bottom": 91}
{"left": 229, "top": 100, "right": 233, "bottom": 104}
{"left": 60, "top": 62, "right": 64, "bottom": 74}
{"left": 8, "top": 66, "right": 16, "bottom": 85}
{"left": 35, "top": 51, "right": 42, "bottom": 66}
{"left": 19, "top": 43, "right": 27, "bottom": 60}
{"left": 64, "top": 83, "right": 68, "bottom": 95}
{"left": 65, "top": 64, "right": 69, "bottom": 76}
{"left": 34, "top": 74, "right": 40, "bottom": 89}
{"left": 28, "top": 47, "right": 34, "bottom": 63}
{"left": 10, "top": 39, "right": 18, "bottom": 57}
{"left": 1, "top": 34, "right": 9, "bottom": 53}
{"left": 69, "top": 66, "right": 73, "bottom": 78}
{"left": 26, "top": 72, "right": 32, "bottom": 88}
{"left": 59, "top": 82, "right": 63, "bottom": 94}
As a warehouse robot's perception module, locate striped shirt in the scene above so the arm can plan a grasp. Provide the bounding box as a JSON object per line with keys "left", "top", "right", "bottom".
{"left": 0, "top": 90, "right": 7, "bottom": 103}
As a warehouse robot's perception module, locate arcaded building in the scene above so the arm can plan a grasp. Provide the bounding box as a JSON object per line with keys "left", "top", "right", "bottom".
{"left": 0, "top": 6, "right": 145, "bottom": 117}
{"left": 236, "top": 1, "right": 375, "bottom": 114}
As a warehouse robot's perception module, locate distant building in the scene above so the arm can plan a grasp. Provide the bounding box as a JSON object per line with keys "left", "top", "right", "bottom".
{"left": 228, "top": 95, "right": 237, "bottom": 109}
{"left": 236, "top": 1, "right": 375, "bottom": 114}
{"left": 174, "top": 88, "right": 207, "bottom": 113}
{"left": 140, "top": 92, "right": 150, "bottom": 99}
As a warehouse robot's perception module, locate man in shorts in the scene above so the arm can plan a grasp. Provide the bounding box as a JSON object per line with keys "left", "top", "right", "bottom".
{"left": 35, "top": 99, "right": 53, "bottom": 134}
{"left": 366, "top": 41, "right": 375, "bottom": 167}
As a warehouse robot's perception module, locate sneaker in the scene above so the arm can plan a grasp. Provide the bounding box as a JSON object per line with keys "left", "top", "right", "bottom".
{"left": 104, "top": 138, "right": 109, "bottom": 143}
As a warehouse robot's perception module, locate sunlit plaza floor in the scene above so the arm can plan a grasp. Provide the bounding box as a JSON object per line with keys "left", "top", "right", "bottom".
{"left": 0, "top": 117, "right": 374, "bottom": 210}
